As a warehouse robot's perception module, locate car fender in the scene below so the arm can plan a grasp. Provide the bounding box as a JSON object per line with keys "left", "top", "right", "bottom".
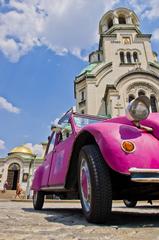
{"left": 31, "top": 165, "right": 44, "bottom": 191}
{"left": 80, "top": 121, "right": 159, "bottom": 175}
{"left": 79, "top": 122, "right": 129, "bottom": 174}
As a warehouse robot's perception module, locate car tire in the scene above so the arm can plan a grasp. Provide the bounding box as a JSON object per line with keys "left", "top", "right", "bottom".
{"left": 33, "top": 191, "right": 44, "bottom": 210}
{"left": 123, "top": 200, "right": 137, "bottom": 208}
{"left": 78, "top": 144, "right": 112, "bottom": 224}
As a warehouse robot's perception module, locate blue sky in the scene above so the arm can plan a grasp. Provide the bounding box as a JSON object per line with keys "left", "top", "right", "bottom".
{"left": 0, "top": 0, "right": 159, "bottom": 156}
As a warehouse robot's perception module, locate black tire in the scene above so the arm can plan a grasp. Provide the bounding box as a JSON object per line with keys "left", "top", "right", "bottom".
{"left": 33, "top": 191, "right": 44, "bottom": 210}
{"left": 78, "top": 144, "right": 112, "bottom": 224}
{"left": 123, "top": 200, "right": 137, "bottom": 208}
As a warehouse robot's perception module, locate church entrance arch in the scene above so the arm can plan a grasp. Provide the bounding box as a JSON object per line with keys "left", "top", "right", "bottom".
{"left": 7, "top": 163, "right": 20, "bottom": 190}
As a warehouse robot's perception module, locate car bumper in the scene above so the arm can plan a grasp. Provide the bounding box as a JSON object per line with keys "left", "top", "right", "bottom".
{"left": 129, "top": 168, "right": 159, "bottom": 183}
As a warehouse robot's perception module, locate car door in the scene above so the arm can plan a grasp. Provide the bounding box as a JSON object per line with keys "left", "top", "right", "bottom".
{"left": 41, "top": 132, "right": 56, "bottom": 187}
{"left": 48, "top": 122, "right": 75, "bottom": 187}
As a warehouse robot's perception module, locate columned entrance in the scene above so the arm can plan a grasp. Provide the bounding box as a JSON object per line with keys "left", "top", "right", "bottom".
{"left": 7, "top": 163, "right": 20, "bottom": 190}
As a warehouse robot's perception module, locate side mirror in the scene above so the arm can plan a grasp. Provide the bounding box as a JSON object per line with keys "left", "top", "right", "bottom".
{"left": 126, "top": 96, "right": 150, "bottom": 122}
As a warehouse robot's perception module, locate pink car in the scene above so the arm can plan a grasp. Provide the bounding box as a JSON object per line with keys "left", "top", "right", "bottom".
{"left": 32, "top": 96, "right": 159, "bottom": 223}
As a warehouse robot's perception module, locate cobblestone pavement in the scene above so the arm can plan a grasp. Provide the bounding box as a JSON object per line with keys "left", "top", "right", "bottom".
{"left": 1, "top": 200, "right": 159, "bottom": 240}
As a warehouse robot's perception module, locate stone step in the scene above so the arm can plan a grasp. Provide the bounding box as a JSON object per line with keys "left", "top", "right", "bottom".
{"left": 0, "top": 190, "right": 16, "bottom": 199}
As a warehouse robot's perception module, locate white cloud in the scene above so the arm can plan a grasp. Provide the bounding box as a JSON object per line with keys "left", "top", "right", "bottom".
{"left": 0, "top": 139, "right": 5, "bottom": 150}
{"left": 142, "top": 0, "right": 159, "bottom": 19}
{"left": 0, "top": 0, "right": 118, "bottom": 62}
{"left": 0, "top": 96, "right": 20, "bottom": 113}
{"left": 127, "top": 0, "right": 159, "bottom": 19}
{"left": 24, "top": 143, "right": 44, "bottom": 157}
{"left": 153, "top": 29, "right": 159, "bottom": 40}
{"left": 128, "top": 0, "right": 145, "bottom": 15}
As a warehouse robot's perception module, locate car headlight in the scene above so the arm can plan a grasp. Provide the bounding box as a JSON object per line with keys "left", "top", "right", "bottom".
{"left": 126, "top": 96, "right": 150, "bottom": 122}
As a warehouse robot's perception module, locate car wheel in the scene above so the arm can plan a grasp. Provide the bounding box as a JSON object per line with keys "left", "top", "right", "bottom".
{"left": 123, "top": 200, "right": 137, "bottom": 208}
{"left": 78, "top": 144, "right": 112, "bottom": 224}
{"left": 33, "top": 191, "right": 44, "bottom": 210}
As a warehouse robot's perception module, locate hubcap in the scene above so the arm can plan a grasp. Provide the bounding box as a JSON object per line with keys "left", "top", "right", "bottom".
{"left": 80, "top": 158, "right": 91, "bottom": 212}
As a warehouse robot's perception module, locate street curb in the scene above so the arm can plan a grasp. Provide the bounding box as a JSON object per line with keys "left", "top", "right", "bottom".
{"left": 0, "top": 199, "right": 10, "bottom": 202}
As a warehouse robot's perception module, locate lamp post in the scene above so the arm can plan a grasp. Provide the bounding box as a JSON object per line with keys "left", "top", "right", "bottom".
{"left": 26, "top": 154, "right": 36, "bottom": 199}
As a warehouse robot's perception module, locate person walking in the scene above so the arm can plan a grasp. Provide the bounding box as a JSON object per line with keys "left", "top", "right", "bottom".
{"left": 15, "top": 183, "right": 23, "bottom": 199}
{"left": 2, "top": 180, "right": 8, "bottom": 193}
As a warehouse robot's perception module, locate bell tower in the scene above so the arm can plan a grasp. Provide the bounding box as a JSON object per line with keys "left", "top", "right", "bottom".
{"left": 75, "top": 8, "right": 159, "bottom": 117}
{"left": 99, "top": 8, "right": 139, "bottom": 33}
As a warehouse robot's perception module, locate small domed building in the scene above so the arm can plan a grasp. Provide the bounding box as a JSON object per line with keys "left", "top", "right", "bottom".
{"left": 74, "top": 8, "right": 159, "bottom": 117}
{"left": 0, "top": 144, "right": 46, "bottom": 196}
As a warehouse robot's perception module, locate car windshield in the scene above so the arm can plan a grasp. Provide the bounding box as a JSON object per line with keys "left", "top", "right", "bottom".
{"left": 74, "top": 115, "right": 105, "bottom": 128}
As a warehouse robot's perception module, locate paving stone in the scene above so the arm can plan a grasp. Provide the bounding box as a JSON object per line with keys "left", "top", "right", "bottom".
{"left": 0, "top": 201, "right": 159, "bottom": 239}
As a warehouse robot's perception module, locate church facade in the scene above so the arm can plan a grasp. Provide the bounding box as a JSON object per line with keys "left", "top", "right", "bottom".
{"left": 74, "top": 8, "right": 159, "bottom": 117}
{"left": 0, "top": 144, "right": 46, "bottom": 197}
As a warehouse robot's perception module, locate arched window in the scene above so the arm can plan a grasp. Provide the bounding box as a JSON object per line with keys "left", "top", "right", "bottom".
{"left": 126, "top": 52, "right": 131, "bottom": 63}
{"left": 150, "top": 95, "right": 158, "bottom": 112}
{"left": 138, "top": 90, "right": 145, "bottom": 96}
{"left": 129, "top": 95, "right": 135, "bottom": 103}
{"left": 119, "top": 15, "right": 126, "bottom": 24}
{"left": 8, "top": 163, "right": 20, "bottom": 171}
{"left": 133, "top": 52, "right": 138, "bottom": 63}
{"left": 107, "top": 18, "right": 113, "bottom": 29}
{"left": 120, "top": 52, "right": 124, "bottom": 63}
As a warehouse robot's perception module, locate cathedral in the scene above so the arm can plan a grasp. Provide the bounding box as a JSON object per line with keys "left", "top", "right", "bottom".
{"left": 75, "top": 7, "right": 159, "bottom": 117}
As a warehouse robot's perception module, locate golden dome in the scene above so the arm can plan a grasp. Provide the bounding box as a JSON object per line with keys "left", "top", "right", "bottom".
{"left": 9, "top": 145, "right": 33, "bottom": 156}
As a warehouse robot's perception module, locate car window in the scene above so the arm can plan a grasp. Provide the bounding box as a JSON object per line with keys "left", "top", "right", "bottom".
{"left": 57, "top": 111, "right": 73, "bottom": 142}
{"left": 58, "top": 110, "right": 72, "bottom": 126}
{"left": 61, "top": 123, "right": 72, "bottom": 141}
{"left": 46, "top": 132, "right": 56, "bottom": 154}
{"left": 74, "top": 116, "right": 104, "bottom": 128}
{"left": 55, "top": 123, "right": 72, "bottom": 144}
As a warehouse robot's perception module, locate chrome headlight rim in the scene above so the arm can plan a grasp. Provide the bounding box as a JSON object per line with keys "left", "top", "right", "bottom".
{"left": 126, "top": 96, "right": 150, "bottom": 122}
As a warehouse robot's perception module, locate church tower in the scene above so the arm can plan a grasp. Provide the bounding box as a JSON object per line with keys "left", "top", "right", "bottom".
{"left": 74, "top": 8, "right": 159, "bottom": 117}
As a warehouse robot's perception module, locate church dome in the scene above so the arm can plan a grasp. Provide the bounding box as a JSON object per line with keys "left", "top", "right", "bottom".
{"left": 9, "top": 145, "right": 33, "bottom": 156}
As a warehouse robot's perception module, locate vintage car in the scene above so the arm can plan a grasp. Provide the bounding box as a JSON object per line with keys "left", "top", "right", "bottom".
{"left": 32, "top": 96, "right": 159, "bottom": 223}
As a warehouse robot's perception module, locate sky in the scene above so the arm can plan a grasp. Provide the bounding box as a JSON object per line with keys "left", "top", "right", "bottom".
{"left": 0, "top": 0, "right": 159, "bottom": 157}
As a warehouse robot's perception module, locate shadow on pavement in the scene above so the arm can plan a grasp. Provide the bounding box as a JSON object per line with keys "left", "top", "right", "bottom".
{"left": 22, "top": 206, "right": 159, "bottom": 227}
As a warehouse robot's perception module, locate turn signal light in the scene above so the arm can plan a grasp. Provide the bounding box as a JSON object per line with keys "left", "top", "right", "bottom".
{"left": 121, "top": 141, "right": 135, "bottom": 153}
